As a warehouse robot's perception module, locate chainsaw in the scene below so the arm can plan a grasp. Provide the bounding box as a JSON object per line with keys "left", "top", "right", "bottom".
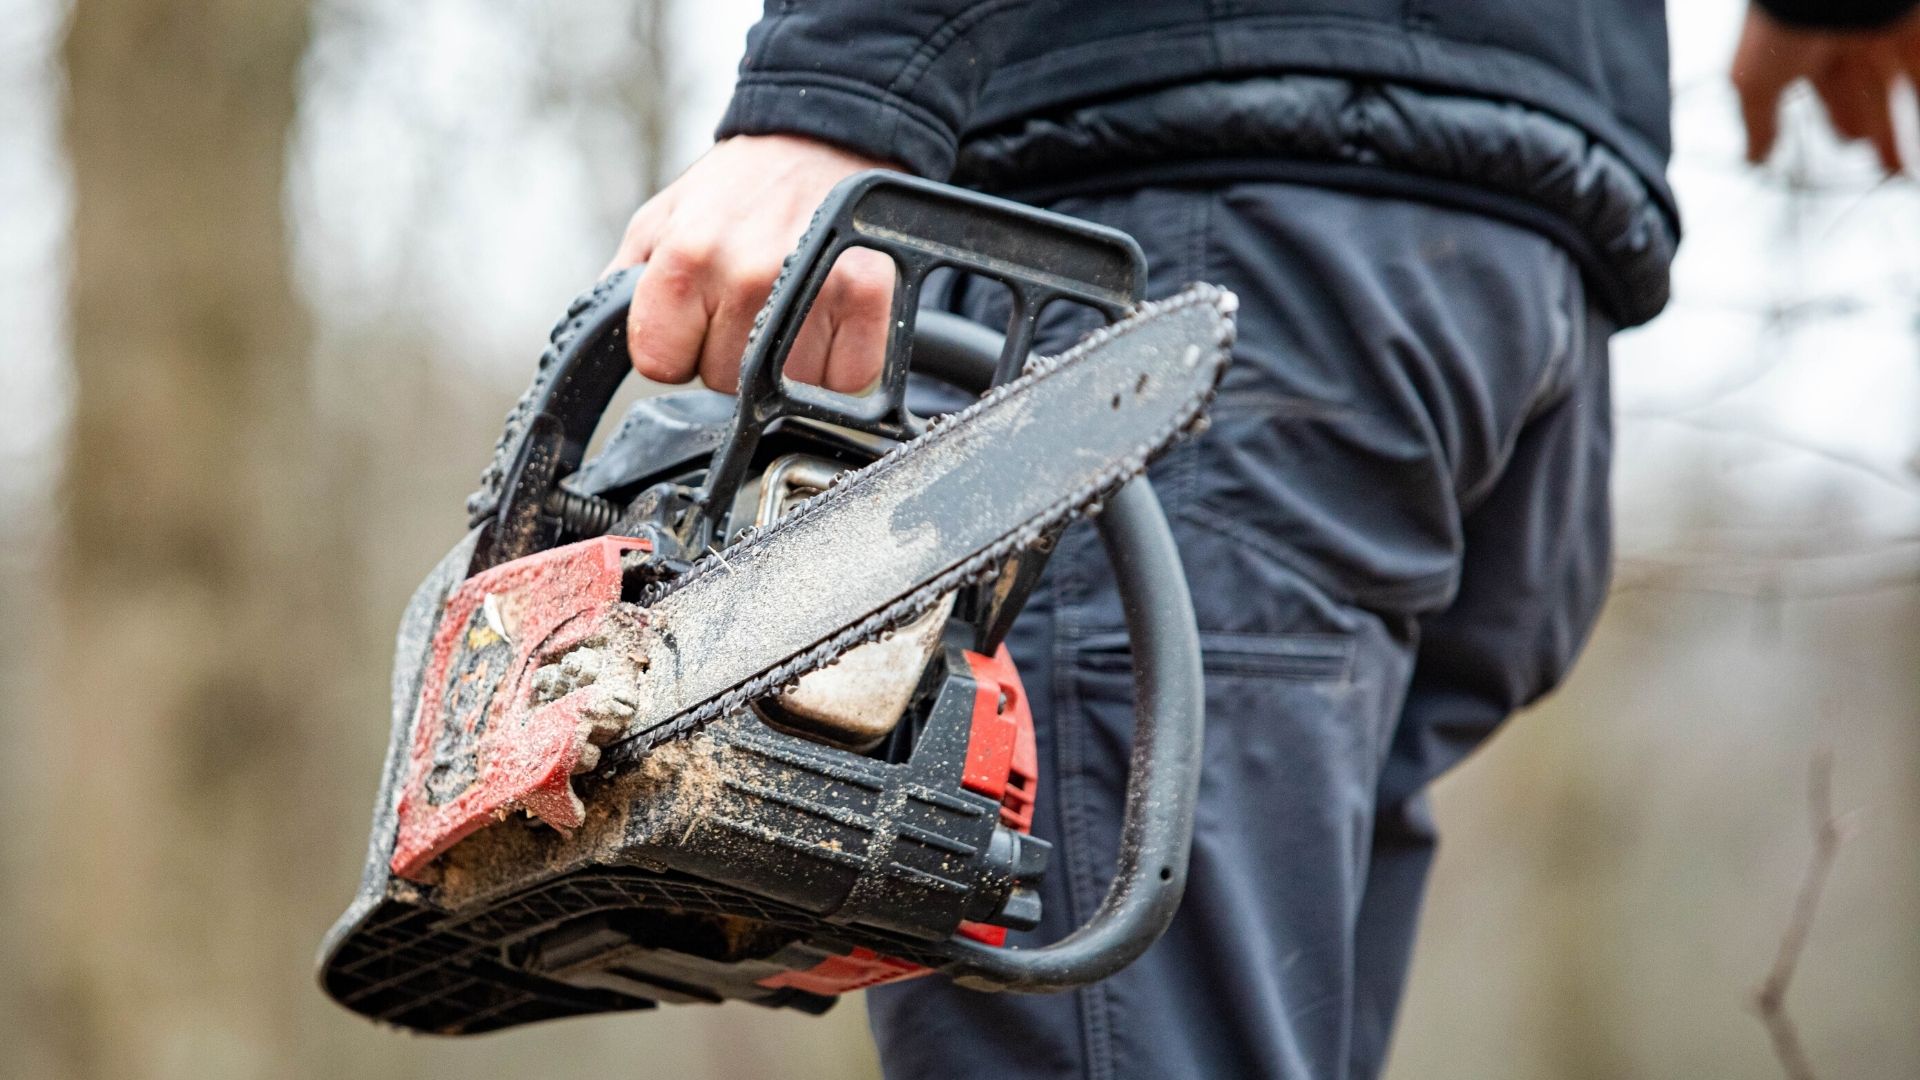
{"left": 319, "top": 171, "right": 1235, "bottom": 1033}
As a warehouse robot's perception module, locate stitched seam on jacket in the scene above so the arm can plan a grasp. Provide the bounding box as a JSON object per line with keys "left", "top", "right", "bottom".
{"left": 889, "top": 0, "right": 1030, "bottom": 98}
{"left": 957, "top": 80, "right": 1674, "bottom": 324}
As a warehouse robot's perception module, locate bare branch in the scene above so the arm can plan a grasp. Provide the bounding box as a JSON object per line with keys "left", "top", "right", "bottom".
{"left": 1751, "top": 749, "right": 1857, "bottom": 1080}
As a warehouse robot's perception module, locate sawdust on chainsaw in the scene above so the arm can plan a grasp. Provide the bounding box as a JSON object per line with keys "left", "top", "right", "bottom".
{"left": 625, "top": 731, "right": 732, "bottom": 840}
{"left": 430, "top": 730, "right": 745, "bottom": 910}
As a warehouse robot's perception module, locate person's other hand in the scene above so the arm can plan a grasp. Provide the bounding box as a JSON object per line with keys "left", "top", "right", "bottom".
{"left": 605, "top": 134, "right": 900, "bottom": 393}
{"left": 1733, "top": 6, "right": 1920, "bottom": 173}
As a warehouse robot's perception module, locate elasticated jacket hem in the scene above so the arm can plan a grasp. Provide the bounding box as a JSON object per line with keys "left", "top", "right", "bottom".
{"left": 954, "top": 77, "right": 1678, "bottom": 326}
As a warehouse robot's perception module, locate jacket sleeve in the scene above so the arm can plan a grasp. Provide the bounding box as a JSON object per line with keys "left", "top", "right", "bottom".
{"left": 1754, "top": 0, "right": 1918, "bottom": 28}
{"left": 715, "top": 0, "right": 1034, "bottom": 179}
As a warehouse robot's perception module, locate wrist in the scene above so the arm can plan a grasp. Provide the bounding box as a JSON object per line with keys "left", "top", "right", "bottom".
{"left": 714, "top": 133, "right": 902, "bottom": 175}
{"left": 717, "top": 76, "right": 955, "bottom": 179}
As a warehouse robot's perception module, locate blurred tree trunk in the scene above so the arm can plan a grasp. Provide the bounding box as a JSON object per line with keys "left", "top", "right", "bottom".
{"left": 22, "top": 2, "right": 891, "bottom": 1078}
{"left": 34, "top": 2, "right": 325, "bottom": 1076}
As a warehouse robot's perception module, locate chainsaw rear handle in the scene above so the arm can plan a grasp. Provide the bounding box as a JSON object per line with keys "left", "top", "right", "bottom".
{"left": 913, "top": 311, "right": 1206, "bottom": 994}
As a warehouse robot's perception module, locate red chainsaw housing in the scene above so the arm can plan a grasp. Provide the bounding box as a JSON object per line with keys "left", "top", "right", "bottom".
{"left": 390, "top": 536, "right": 651, "bottom": 881}
{"left": 375, "top": 535, "right": 1044, "bottom": 1008}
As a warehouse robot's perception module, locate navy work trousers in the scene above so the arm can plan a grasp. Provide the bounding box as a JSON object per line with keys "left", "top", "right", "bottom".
{"left": 873, "top": 182, "right": 1615, "bottom": 1079}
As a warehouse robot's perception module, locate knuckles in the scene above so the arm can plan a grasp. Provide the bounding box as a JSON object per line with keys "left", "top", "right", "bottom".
{"left": 651, "top": 235, "right": 719, "bottom": 280}
{"left": 626, "top": 219, "right": 895, "bottom": 393}
{"left": 721, "top": 255, "right": 786, "bottom": 301}
{"left": 641, "top": 253, "right": 706, "bottom": 305}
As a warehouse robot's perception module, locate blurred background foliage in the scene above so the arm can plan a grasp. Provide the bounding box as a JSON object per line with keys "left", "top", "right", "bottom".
{"left": 0, "top": 0, "right": 1914, "bottom": 1077}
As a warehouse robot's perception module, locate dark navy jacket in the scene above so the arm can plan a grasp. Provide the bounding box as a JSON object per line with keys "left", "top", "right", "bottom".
{"left": 718, "top": 0, "right": 1914, "bottom": 327}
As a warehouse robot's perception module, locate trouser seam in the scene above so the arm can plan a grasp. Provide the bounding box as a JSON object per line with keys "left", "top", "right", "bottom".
{"left": 1052, "top": 542, "right": 1105, "bottom": 1080}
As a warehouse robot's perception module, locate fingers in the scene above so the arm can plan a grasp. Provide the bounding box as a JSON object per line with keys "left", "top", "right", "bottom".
{"left": 605, "top": 134, "right": 902, "bottom": 391}
{"left": 740, "top": 251, "right": 895, "bottom": 394}
{"left": 1810, "top": 67, "right": 1866, "bottom": 142}
{"left": 624, "top": 241, "right": 894, "bottom": 392}
{"left": 1736, "top": 6, "right": 1916, "bottom": 176}
{"left": 613, "top": 194, "right": 715, "bottom": 386}
{"left": 782, "top": 299, "right": 834, "bottom": 390}
{"left": 819, "top": 249, "right": 895, "bottom": 394}
{"left": 1861, "top": 68, "right": 1904, "bottom": 174}
{"left": 1732, "top": 10, "right": 1808, "bottom": 164}
{"left": 1904, "top": 21, "right": 1920, "bottom": 86}
{"left": 1726, "top": 9, "right": 1910, "bottom": 170}
{"left": 625, "top": 241, "right": 714, "bottom": 385}
{"left": 694, "top": 251, "right": 780, "bottom": 393}
{"left": 1812, "top": 54, "right": 1903, "bottom": 173}
{"left": 1736, "top": 80, "right": 1783, "bottom": 167}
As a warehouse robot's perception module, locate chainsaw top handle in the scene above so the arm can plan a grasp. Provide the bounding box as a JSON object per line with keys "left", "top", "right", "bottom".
{"left": 689, "top": 170, "right": 1145, "bottom": 550}
{"left": 468, "top": 170, "right": 1146, "bottom": 567}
